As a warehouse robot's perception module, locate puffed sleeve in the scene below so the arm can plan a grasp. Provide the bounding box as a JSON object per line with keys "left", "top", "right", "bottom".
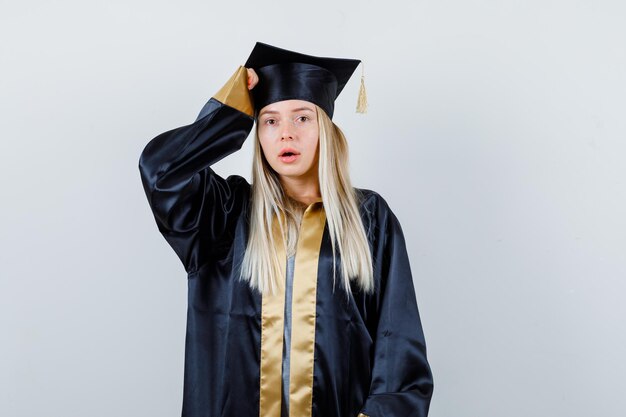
{"left": 358, "top": 199, "right": 434, "bottom": 417}
{"left": 138, "top": 65, "right": 255, "bottom": 274}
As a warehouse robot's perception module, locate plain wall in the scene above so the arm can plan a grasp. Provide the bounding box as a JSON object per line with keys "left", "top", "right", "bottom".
{"left": 1, "top": 1, "right": 625, "bottom": 416}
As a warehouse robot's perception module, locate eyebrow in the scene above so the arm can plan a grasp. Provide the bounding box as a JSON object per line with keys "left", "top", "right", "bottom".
{"left": 259, "top": 107, "right": 315, "bottom": 116}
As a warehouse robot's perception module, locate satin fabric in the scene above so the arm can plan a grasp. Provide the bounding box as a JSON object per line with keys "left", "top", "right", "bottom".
{"left": 138, "top": 76, "right": 433, "bottom": 417}
{"left": 242, "top": 42, "right": 361, "bottom": 120}
{"left": 253, "top": 62, "right": 338, "bottom": 119}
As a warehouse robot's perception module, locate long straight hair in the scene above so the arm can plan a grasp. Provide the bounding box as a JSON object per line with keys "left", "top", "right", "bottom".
{"left": 238, "top": 105, "right": 374, "bottom": 297}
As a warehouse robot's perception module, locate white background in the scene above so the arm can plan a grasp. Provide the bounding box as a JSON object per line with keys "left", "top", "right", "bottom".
{"left": 1, "top": 1, "right": 625, "bottom": 416}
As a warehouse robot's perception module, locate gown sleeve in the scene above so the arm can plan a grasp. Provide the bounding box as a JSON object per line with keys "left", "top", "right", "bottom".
{"left": 358, "top": 199, "right": 434, "bottom": 417}
{"left": 138, "top": 65, "right": 255, "bottom": 274}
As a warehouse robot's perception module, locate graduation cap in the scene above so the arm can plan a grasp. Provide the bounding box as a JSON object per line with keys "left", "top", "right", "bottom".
{"left": 244, "top": 41, "right": 367, "bottom": 119}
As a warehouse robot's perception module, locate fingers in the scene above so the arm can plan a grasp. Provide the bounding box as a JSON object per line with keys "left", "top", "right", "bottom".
{"left": 246, "top": 67, "right": 259, "bottom": 90}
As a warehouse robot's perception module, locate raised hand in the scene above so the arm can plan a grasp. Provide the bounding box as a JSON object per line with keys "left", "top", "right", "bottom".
{"left": 246, "top": 67, "right": 259, "bottom": 90}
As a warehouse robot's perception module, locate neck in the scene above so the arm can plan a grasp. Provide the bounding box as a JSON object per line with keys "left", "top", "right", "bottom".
{"left": 279, "top": 173, "right": 322, "bottom": 206}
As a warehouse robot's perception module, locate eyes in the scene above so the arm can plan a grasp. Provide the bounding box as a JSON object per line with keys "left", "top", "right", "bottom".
{"left": 263, "top": 115, "right": 311, "bottom": 126}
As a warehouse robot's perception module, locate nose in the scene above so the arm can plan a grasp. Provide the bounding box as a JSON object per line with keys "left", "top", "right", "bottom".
{"left": 280, "top": 122, "right": 295, "bottom": 141}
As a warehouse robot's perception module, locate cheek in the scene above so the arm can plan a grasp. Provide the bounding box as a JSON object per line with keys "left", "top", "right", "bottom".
{"left": 257, "top": 135, "right": 272, "bottom": 156}
{"left": 308, "top": 131, "right": 320, "bottom": 156}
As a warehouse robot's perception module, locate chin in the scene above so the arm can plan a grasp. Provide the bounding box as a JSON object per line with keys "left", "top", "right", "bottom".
{"left": 277, "top": 169, "right": 306, "bottom": 178}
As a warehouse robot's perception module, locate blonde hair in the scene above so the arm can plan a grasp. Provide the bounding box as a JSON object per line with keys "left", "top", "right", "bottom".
{"left": 239, "top": 105, "right": 374, "bottom": 298}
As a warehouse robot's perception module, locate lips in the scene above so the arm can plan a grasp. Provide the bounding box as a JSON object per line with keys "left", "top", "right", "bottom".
{"left": 279, "top": 147, "right": 301, "bottom": 157}
{"left": 278, "top": 147, "right": 301, "bottom": 164}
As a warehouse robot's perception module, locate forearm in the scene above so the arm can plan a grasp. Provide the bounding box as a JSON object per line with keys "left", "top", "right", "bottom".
{"left": 139, "top": 65, "right": 254, "bottom": 196}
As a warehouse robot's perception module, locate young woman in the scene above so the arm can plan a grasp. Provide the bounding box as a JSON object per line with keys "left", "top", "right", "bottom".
{"left": 139, "top": 42, "right": 434, "bottom": 417}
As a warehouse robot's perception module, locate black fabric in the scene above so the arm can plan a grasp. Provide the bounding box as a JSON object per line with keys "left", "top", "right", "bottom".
{"left": 244, "top": 41, "right": 361, "bottom": 119}
{"left": 138, "top": 96, "right": 434, "bottom": 417}
{"left": 253, "top": 62, "right": 338, "bottom": 119}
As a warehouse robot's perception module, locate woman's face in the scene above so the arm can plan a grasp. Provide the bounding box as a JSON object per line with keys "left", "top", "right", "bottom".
{"left": 257, "top": 99, "right": 320, "bottom": 182}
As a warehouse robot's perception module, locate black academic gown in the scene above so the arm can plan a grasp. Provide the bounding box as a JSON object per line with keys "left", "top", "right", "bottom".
{"left": 138, "top": 66, "right": 434, "bottom": 417}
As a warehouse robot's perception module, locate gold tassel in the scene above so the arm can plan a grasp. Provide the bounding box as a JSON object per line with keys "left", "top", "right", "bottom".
{"left": 356, "top": 61, "right": 368, "bottom": 114}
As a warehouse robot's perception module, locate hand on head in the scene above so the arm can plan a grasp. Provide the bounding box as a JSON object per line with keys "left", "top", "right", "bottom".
{"left": 246, "top": 68, "right": 259, "bottom": 90}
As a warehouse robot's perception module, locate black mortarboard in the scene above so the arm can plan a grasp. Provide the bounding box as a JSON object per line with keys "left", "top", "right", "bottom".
{"left": 244, "top": 41, "right": 366, "bottom": 119}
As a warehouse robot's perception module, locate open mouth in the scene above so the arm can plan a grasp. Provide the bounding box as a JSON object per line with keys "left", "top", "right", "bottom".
{"left": 279, "top": 149, "right": 300, "bottom": 163}
{"left": 279, "top": 148, "right": 300, "bottom": 157}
